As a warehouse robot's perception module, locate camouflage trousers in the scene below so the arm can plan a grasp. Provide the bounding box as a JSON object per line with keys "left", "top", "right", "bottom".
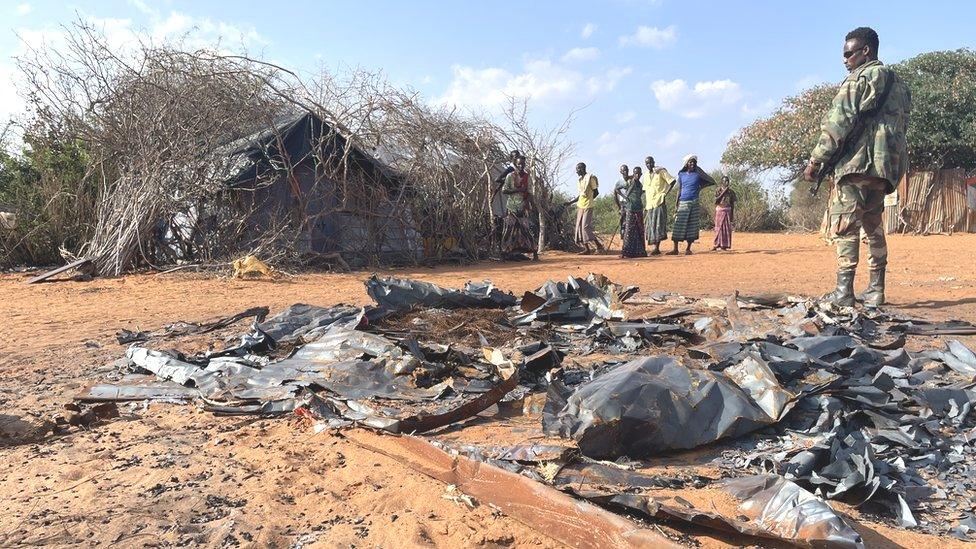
{"left": 827, "top": 174, "right": 889, "bottom": 274}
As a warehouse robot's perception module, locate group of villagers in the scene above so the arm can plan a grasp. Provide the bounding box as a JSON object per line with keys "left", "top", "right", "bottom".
{"left": 574, "top": 154, "right": 737, "bottom": 258}
{"left": 493, "top": 151, "right": 736, "bottom": 260}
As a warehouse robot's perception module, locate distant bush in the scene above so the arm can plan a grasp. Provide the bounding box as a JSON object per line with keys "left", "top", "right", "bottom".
{"left": 590, "top": 195, "right": 621, "bottom": 235}
{"left": 723, "top": 49, "right": 976, "bottom": 174}
{"left": 785, "top": 179, "right": 831, "bottom": 232}
{"left": 699, "top": 169, "right": 786, "bottom": 232}
{"left": 549, "top": 190, "right": 581, "bottom": 250}
{"left": 1, "top": 130, "right": 95, "bottom": 268}
{"left": 585, "top": 168, "right": 787, "bottom": 239}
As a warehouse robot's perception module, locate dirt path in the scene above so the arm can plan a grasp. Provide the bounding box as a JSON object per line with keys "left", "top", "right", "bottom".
{"left": 2, "top": 232, "right": 975, "bottom": 547}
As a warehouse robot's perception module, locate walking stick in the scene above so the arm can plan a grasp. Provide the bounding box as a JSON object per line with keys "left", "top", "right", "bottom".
{"left": 605, "top": 209, "right": 623, "bottom": 253}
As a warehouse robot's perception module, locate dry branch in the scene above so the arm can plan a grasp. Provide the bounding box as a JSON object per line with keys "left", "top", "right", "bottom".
{"left": 12, "top": 18, "right": 575, "bottom": 274}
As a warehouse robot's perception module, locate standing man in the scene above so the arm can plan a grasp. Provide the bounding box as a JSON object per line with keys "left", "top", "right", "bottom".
{"left": 803, "top": 27, "right": 911, "bottom": 308}
{"left": 641, "top": 156, "right": 676, "bottom": 255}
{"left": 566, "top": 162, "right": 604, "bottom": 255}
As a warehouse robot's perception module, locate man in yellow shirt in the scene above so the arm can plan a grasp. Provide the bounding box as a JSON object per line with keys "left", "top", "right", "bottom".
{"left": 566, "top": 162, "right": 604, "bottom": 255}
{"left": 641, "top": 156, "right": 676, "bottom": 255}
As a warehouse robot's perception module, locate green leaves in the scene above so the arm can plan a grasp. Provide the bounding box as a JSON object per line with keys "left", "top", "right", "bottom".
{"left": 724, "top": 49, "right": 976, "bottom": 174}
{"left": 723, "top": 85, "right": 838, "bottom": 176}
{"left": 894, "top": 49, "right": 976, "bottom": 170}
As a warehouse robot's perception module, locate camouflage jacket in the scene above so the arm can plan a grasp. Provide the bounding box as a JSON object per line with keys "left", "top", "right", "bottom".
{"left": 810, "top": 60, "right": 911, "bottom": 192}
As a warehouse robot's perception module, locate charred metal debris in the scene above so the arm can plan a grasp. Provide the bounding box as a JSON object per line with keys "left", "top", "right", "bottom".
{"left": 82, "top": 273, "right": 976, "bottom": 546}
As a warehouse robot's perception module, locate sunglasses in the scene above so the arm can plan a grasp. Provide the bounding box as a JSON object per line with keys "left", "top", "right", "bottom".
{"left": 843, "top": 47, "right": 865, "bottom": 59}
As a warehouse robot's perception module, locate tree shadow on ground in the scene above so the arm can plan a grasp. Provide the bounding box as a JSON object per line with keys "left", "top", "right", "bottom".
{"left": 0, "top": 413, "right": 54, "bottom": 448}
{"left": 898, "top": 297, "right": 976, "bottom": 311}
{"left": 719, "top": 248, "right": 821, "bottom": 256}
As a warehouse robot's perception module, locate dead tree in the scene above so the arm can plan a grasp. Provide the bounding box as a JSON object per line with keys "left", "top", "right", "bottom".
{"left": 14, "top": 19, "right": 574, "bottom": 273}
{"left": 16, "top": 20, "right": 288, "bottom": 274}
{"left": 502, "top": 97, "right": 578, "bottom": 254}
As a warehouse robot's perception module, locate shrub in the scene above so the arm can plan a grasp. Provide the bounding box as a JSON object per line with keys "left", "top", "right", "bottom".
{"left": 785, "top": 179, "right": 831, "bottom": 232}
{"left": 0, "top": 131, "right": 95, "bottom": 267}
{"left": 699, "top": 169, "right": 786, "bottom": 232}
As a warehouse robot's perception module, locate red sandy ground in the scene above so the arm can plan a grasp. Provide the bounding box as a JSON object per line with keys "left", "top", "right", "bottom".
{"left": 1, "top": 232, "right": 975, "bottom": 548}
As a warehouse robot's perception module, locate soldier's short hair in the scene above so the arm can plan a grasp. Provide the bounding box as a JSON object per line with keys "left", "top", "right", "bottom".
{"left": 846, "top": 27, "right": 879, "bottom": 53}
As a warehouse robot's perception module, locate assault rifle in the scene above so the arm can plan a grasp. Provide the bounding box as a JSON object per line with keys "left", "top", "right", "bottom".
{"left": 811, "top": 69, "right": 895, "bottom": 196}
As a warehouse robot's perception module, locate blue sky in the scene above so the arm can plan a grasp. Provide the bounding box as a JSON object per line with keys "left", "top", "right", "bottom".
{"left": 2, "top": 0, "right": 974, "bottom": 194}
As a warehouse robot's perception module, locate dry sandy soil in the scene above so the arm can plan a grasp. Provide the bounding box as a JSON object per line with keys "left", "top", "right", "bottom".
{"left": 1, "top": 232, "right": 975, "bottom": 548}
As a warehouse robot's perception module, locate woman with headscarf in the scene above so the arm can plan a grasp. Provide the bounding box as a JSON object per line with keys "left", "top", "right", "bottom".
{"left": 668, "top": 154, "right": 716, "bottom": 255}
{"left": 712, "top": 175, "right": 737, "bottom": 251}
{"left": 501, "top": 156, "right": 538, "bottom": 260}
{"left": 614, "top": 165, "right": 647, "bottom": 258}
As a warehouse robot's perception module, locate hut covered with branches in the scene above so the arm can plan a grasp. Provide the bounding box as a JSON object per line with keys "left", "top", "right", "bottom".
{"left": 216, "top": 112, "right": 420, "bottom": 266}
{"left": 5, "top": 19, "right": 575, "bottom": 274}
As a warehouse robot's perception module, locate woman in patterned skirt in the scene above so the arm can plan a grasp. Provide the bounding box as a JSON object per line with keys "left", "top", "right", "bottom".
{"left": 615, "top": 166, "right": 647, "bottom": 258}
{"left": 669, "top": 154, "right": 715, "bottom": 255}
{"left": 501, "top": 156, "right": 538, "bottom": 260}
{"left": 712, "top": 176, "right": 737, "bottom": 251}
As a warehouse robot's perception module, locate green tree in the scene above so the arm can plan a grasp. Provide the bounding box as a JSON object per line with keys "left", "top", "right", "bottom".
{"left": 722, "top": 85, "right": 838, "bottom": 179}
{"left": 723, "top": 49, "right": 976, "bottom": 233}
{"left": 591, "top": 194, "right": 621, "bottom": 236}
{"left": 700, "top": 168, "right": 786, "bottom": 232}
{"left": 0, "top": 129, "right": 94, "bottom": 266}
{"left": 895, "top": 49, "right": 976, "bottom": 170}
{"left": 784, "top": 179, "right": 830, "bottom": 231}
{"left": 723, "top": 49, "right": 976, "bottom": 174}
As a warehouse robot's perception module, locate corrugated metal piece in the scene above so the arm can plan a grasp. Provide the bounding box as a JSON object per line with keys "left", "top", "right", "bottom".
{"left": 344, "top": 429, "right": 678, "bottom": 549}
{"left": 883, "top": 205, "right": 899, "bottom": 234}
{"left": 888, "top": 169, "right": 975, "bottom": 234}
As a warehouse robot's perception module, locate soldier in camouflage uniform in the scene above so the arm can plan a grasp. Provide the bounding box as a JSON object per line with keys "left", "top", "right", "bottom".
{"left": 804, "top": 27, "right": 911, "bottom": 308}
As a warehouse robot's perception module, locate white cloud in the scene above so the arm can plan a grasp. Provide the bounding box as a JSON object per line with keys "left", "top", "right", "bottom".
{"left": 128, "top": 0, "right": 156, "bottom": 16}
{"left": 650, "top": 78, "right": 743, "bottom": 118}
{"left": 13, "top": 9, "right": 267, "bottom": 55}
{"left": 596, "top": 126, "right": 653, "bottom": 158}
{"left": 794, "top": 74, "right": 824, "bottom": 90}
{"left": 581, "top": 23, "right": 596, "bottom": 39}
{"left": 614, "top": 110, "right": 636, "bottom": 123}
{"left": 587, "top": 66, "right": 633, "bottom": 94}
{"left": 740, "top": 99, "right": 777, "bottom": 118}
{"left": 437, "top": 59, "right": 584, "bottom": 108}
{"left": 596, "top": 125, "right": 685, "bottom": 159}
{"left": 561, "top": 47, "right": 600, "bottom": 63}
{"left": 2, "top": 9, "right": 270, "bottom": 130}
{"left": 15, "top": 3, "right": 32, "bottom": 15}
{"left": 437, "top": 58, "right": 632, "bottom": 110}
{"left": 618, "top": 25, "right": 677, "bottom": 49}
{"left": 657, "top": 129, "right": 687, "bottom": 149}
{"left": 147, "top": 11, "right": 269, "bottom": 48}
{"left": 0, "top": 62, "right": 23, "bottom": 128}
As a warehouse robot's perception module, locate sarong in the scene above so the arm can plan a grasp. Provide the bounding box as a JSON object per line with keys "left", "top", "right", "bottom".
{"left": 713, "top": 206, "right": 733, "bottom": 249}
{"left": 502, "top": 211, "right": 535, "bottom": 254}
{"left": 621, "top": 211, "right": 647, "bottom": 258}
{"left": 645, "top": 204, "right": 668, "bottom": 244}
{"left": 671, "top": 200, "right": 701, "bottom": 242}
{"left": 575, "top": 208, "right": 598, "bottom": 244}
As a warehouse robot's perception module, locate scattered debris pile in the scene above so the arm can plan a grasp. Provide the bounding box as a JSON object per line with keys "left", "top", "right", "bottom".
{"left": 82, "top": 273, "right": 976, "bottom": 546}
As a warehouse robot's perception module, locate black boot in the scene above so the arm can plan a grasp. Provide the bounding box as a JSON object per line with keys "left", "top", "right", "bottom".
{"left": 827, "top": 271, "right": 856, "bottom": 307}
{"left": 859, "top": 269, "right": 886, "bottom": 308}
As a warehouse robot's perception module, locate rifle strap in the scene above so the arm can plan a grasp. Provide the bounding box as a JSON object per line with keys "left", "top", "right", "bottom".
{"left": 861, "top": 66, "right": 896, "bottom": 119}
{"left": 815, "top": 66, "right": 897, "bottom": 189}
